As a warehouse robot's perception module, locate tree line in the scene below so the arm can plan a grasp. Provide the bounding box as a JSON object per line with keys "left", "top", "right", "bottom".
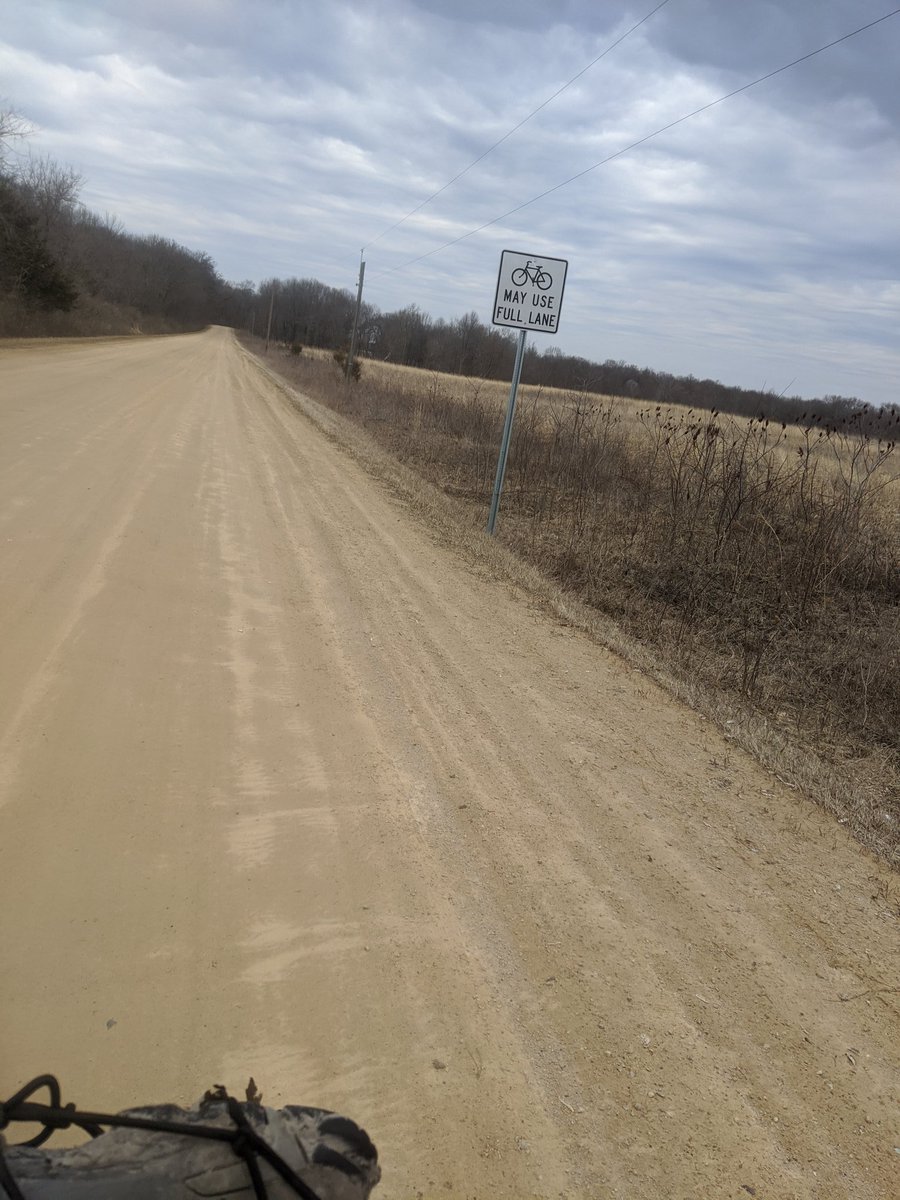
{"left": 1, "top": 108, "right": 233, "bottom": 335}
{"left": 247, "top": 277, "right": 896, "bottom": 434}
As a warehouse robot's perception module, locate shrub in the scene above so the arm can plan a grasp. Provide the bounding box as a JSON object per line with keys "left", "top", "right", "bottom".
{"left": 332, "top": 347, "right": 361, "bottom": 381}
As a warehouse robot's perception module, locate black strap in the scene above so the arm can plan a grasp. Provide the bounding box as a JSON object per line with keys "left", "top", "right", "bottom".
{"left": 0, "top": 1075, "right": 324, "bottom": 1200}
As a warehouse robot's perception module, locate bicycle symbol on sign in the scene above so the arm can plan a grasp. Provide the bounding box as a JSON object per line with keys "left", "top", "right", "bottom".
{"left": 511, "top": 260, "right": 553, "bottom": 290}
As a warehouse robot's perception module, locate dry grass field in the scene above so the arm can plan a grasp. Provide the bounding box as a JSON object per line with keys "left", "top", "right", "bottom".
{"left": 251, "top": 338, "right": 900, "bottom": 864}
{"left": 316, "top": 347, "right": 899, "bottom": 492}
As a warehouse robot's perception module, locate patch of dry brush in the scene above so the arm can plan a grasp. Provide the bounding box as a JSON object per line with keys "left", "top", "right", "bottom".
{"left": 249, "top": 338, "right": 900, "bottom": 863}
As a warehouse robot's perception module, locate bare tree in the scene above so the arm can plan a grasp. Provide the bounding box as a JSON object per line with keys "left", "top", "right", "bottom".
{"left": 16, "top": 155, "right": 83, "bottom": 232}
{"left": 0, "top": 106, "right": 32, "bottom": 165}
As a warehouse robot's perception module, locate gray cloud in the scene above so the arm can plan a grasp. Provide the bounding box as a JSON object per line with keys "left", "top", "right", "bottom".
{"left": 2, "top": 0, "right": 898, "bottom": 403}
{"left": 653, "top": 0, "right": 900, "bottom": 122}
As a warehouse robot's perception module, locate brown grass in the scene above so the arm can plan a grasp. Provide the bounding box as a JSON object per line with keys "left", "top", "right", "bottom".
{"left": 244, "top": 336, "right": 900, "bottom": 866}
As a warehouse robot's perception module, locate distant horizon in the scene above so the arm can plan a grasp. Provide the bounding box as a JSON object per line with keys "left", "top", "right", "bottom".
{"left": 241, "top": 269, "right": 885, "bottom": 409}
{"left": 3, "top": 0, "right": 898, "bottom": 405}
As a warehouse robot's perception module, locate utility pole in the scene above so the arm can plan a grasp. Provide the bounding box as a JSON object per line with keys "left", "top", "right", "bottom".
{"left": 264, "top": 285, "right": 276, "bottom": 353}
{"left": 346, "top": 252, "right": 365, "bottom": 381}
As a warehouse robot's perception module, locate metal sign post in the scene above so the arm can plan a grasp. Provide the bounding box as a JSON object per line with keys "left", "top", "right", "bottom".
{"left": 487, "top": 249, "right": 568, "bottom": 534}
{"left": 487, "top": 328, "right": 527, "bottom": 535}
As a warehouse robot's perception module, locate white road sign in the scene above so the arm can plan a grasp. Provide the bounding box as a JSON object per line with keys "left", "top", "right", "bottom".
{"left": 492, "top": 249, "right": 568, "bottom": 334}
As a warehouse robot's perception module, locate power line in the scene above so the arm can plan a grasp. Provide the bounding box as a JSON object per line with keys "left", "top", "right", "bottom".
{"left": 377, "top": 5, "right": 900, "bottom": 278}
{"left": 362, "top": 0, "right": 674, "bottom": 252}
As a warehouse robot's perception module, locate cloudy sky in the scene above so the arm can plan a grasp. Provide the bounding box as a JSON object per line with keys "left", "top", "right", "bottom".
{"left": 2, "top": 0, "right": 899, "bottom": 403}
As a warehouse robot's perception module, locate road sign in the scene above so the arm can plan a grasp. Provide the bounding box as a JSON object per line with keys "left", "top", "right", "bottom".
{"left": 492, "top": 249, "right": 568, "bottom": 334}
{"left": 487, "top": 248, "right": 570, "bottom": 533}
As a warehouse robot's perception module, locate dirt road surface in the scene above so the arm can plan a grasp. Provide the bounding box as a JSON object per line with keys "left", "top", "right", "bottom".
{"left": 1, "top": 328, "right": 897, "bottom": 1199}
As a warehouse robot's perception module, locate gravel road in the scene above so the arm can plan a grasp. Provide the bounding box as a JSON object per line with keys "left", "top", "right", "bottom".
{"left": 1, "top": 327, "right": 897, "bottom": 1198}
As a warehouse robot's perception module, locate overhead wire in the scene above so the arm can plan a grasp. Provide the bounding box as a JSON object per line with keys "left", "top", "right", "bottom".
{"left": 375, "top": 5, "right": 900, "bottom": 278}
{"left": 361, "top": 0, "right": 675, "bottom": 252}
